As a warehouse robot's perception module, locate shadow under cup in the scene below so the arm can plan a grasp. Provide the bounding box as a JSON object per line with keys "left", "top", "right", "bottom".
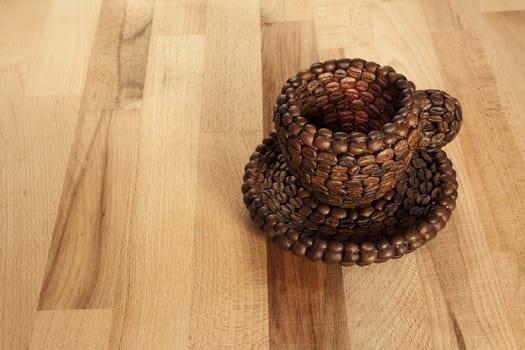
{"left": 274, "top": 58, "right": 423, "bottom": 208}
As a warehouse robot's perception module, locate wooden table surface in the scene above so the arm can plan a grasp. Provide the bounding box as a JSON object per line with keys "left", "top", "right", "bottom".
{"left": 2, "top": 0, "right": 524, "bottom": 349}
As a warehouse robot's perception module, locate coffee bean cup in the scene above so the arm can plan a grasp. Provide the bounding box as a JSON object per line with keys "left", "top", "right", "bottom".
{"left": 273, "top": 58, "right": 462, "bottom": 207}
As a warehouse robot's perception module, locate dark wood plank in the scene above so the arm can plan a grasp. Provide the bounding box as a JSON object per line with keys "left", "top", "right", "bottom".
{"left": 261, "top": 20, "right": 351, "bottom": 349}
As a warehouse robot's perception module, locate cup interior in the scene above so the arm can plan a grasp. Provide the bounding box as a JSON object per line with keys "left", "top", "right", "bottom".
{"left": 298, "top": 62, "right": 407, "bottom": 135}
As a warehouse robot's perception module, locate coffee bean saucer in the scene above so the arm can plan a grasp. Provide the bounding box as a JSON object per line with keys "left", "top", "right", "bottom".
{"left": 242, "top": 132, "right": 458, "bottom": 266}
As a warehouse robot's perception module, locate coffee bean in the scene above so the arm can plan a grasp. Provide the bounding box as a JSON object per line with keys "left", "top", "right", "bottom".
{"left": 362, "top": 71, "right": 376, "bottom": 83}
{"left": 291, "top": 241, "right": 307, "bottom": 256}
{"left": 332, "top": 140, "right": 348, "bottom": 153}
{"left": 273, "top": 235, "right": 291, "bottom": 250}
{"left": 394, "top": 140, "right": 409, "bottom": 156}
{"left": 420, "top": 181, "right": 433, "bottom": 193}
{"left": 331, "top": 207, "right": 347, "bottom": 219}
{"left": 357, "top": 155, "right": 376, "bottom": 167}
{"left": 349, "top": 142, "right": 367, "bottom": 155}
{"left": 334, "top": 69, "right": 347, "bottom": 79}
{"left": 359, "top": 251, "right": 377, "bottom": 265}
{"left": 376, "top": 149, "right": 394, "bottom": 163}
{"left": 351, "top": 99, "right": 365, "bottom": 110}
{"left": 336, "top": 58, "right": 352, "bottom": 69}
{"left": 314, "top": 136, "right": 331, "bottom": 150}
{"left": 361, "top": 164, "right": 380, "bottom": 175}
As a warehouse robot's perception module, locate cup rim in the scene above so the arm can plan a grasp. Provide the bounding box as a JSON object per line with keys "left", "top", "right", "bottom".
{"left": 276, "top": 58, "right": 419, "bottom": 144}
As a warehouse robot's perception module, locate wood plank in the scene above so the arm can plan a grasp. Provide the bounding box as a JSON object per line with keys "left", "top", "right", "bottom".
{"left": 418, "top": 140, "right": 516, "bottom": 349}
{"left": 341, "top": 2, "right": 441, "bottom": 348}
{"left": 0, "top": 0, "right": 53, "bottom": 64}
{"left": 25, "top": 0, "right": 103, "bottom": 95}
{"left": 260, "top": 0, "right": 313, "bottom": 23}
{"left": 188, "top": 131, "right": 268, "bottom": 348}
{"left": 200, "top": 0, "right": 263, "bottom": 132}
{"left": 368, "top": 0, "right": 444, "bottom": 89}
{"left": 314, "top": 0, "right": 372, "bottom": 55}
{"left": 478, "top": 0, "right": 525, "bottom": 12}
{"left": 80, "top": 0, "right": 155, "bottom": 111}
{"left": 261, "top": 21, "right": 317, "bottom": 133}
{"left": 267, "top": 251, "right": 350, "bottom": 349}
{"left": 38, "top": 109, "right": 141, "bottom": 310}
{"left": 422, "top": 25, "right": 520, "bottom": 347}
{"left": 154, "top": 0, "right": 207, "bottom": 36}
{"left": 0, "top": 65, "right": 79, "bottom": 349}
{"left": 344, "top": 256, "right": 434, "bottom": 349}
{"left": 107, "top": 35, "right": 205, "bottom": 349}
{"left": 38, "top": 0, "right": 154, "bottom": 310}
{"left": 1, "top": 0, "right": 103, "bottom": 344}
{"left": 261, "top": 20, "right": 350, "bottom": 349}
{"left": 29, "top": 309, "right": 113, "bottom": 350}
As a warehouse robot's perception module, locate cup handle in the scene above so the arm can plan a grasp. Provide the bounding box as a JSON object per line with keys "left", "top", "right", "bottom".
{"left": 415, "top": 89, "right": 462, "bottom": 151}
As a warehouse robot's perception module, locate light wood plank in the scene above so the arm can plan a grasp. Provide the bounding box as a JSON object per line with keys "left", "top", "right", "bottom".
{"left": 0, "top": 65, "right": 79, "bottom": 349}
{"left": 107, "top": 35, "right": 205, "bottom": 349}
{"left": 341, "top": 3, "right": 444, "bottom": 348}
{"left": 314, "top": 0, "right": 373, "bottom": 55}
{"left": 343, "top": 256, "right": 435, "bottom": 349}
{"left": 25, "top": 0, "right": 103, "bottom": 95}
{"left": 0, "top": 0, "right": 52, "bottom": 64}
{"left": 29, "top": 309, "right": 113, "bottom": 350}
{"left": 368, "top": 0, "right": 445, "bottom": 89}
{"left": 200, "top": 0, "right": 263, "bottom": 132}
{"left": 38, "top": 109, "right": 141, "bottom": 310}
{"left": 80, "top": 0, "right": 154, "bottom": 111}
{"left": 154, "top": 0, "right": 207, "bottom": 36}
{"left": 260, "top": 0, "right": 313, "bottom": 23}
{"left": 478, "top": 0, "right": 525, "bottom": 12}
{"left": 188, "top": 131, "right": 268, "bottom": 348}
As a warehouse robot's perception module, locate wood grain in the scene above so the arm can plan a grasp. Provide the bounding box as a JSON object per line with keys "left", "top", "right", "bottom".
{"left": 2, "top": 0, "right": 525, "bottom": 349}
{"left": 29, "top": 309, "right": 113, "bottom": 350}
{"left": 261, "top": 18, "right": 350, "bottom": 349}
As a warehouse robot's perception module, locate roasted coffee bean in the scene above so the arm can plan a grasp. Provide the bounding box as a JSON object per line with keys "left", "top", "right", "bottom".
{"left": 341, "top": 76, "right": 357, "bottom": 89}
{"left": 376, "top": 149, "right": 394, "bottom": 163}
{"left": 384, "top": 133, "right": 398, "bottom": 145}
{"left": 420, "top": 181, "right": 433, "bottom": 193}
{"left": 361, "top": 164, "right": 380, "bottom": 175}
{"left": 357, "top": 155, "right": 376, "bottom": 167}
{"left": 331, "top": 207, "right": 347, "bottom": 219}
{"left": 347, "top": 66, "right": 363, "bottom": 79}
{"left": 336, "top": 58, "right": 352, "bottom": 69}
{"left": 361, "top": 71, "right": 376, "bottom": 83}
{"left": 310, "top": 62, "right": 325, "bottom": 75}
{"left": 370, "top": 210, "right": 387, "bottom": 222}
{"left": 300, "top": 131, "right": 314, "bottom": 146}
{"left": 359, "top": 206, "right": 375, "bottom": 217}
{"left": 349, "top": 142, "right": 367, "bottom": 155}
{"left": 359, "top": 251, "right": 377, "bottom": 265}
{"left": 274, "top": 235, "right": 292, "bottom": 250}
{"left": 344, "top": 88, "right": 360, "bottom": 100}
{"left": 355, "top": 80, "right": 369, "bottom": 92}
{"left": 338, "top": 155, "right": 356, "bottom": 167}
{"left": 351, "top": 99, "right": 365, "bottom": 110}
{"left": 291, "top": 241, "right": 307, "bottom": 256}
{"left": 416, "top": 194, "right": 431, "bottom": 206}
{"left": 394, "top": 140, "right": 408, "bottom": 156}
{"left": 314, "top": 136, "right": 331, "bottom": 150}
{"left": 334, "top": 69, "right": 347, "bottom": 79}
{"left": 332, "top": 140, "right": 348, "bottom": 154}
{"left": 300, "top": 144, "right": 317, "bottom": 160}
